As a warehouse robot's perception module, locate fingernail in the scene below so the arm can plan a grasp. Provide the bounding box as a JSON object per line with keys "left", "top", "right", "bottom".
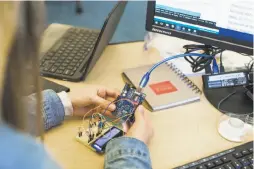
{"left": 137, "top": 105, "right": 144, "bottom": 112}
{"left": 110, "top": 104, "right": 116, "bottom": 110}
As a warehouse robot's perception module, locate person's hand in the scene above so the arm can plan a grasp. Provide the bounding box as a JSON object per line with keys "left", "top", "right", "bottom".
{"left": 123, "top": 105, "right": 154, "bottom": 145}
{"left": 67, "top": 85, "right": 120, "bottom": 117}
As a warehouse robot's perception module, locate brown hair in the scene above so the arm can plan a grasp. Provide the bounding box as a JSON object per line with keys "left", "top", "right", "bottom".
{"left": 1, "top": 2, "right": 45, "bottom": 140}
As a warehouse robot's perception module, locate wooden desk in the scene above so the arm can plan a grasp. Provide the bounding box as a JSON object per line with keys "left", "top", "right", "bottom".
{"left": 42, "top": 24, "right": 252, "bottom": 169}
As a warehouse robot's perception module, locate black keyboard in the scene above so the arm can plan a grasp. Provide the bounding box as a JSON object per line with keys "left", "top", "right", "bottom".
{"left": 40, "top": 27, "right": 99, "bottom": 80}
{"left": 174, "top": 141, "right": 253, "bottom": 169}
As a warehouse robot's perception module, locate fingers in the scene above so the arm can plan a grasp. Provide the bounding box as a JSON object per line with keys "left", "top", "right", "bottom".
{"left": 92, "top": 96, "right": 116, "bottom": 111}
{"left": 134, "top": 105, "right": 145, "bottom": 121}
{"left": 122, "top": 122, "right": 130, "bottom": 133}
{"left": 97, "top": 88, "right": 120, "bottom": 99}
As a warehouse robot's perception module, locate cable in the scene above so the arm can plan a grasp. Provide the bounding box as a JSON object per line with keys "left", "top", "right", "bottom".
{"left": 183, "top": 45, "right": 224, "bottom": 73}
{"left": 212, "top": 58, "right": 219, "bottom": 74}
{"left": 217, "top": 88, "right": 253, "bottom": 116}
{"left": 139, "top": 53, "right": 213, "bottom": 89}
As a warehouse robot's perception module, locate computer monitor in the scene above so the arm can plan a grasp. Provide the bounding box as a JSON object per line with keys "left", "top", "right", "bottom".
{"left": 146, "top": 0, "right": 253, "bottom": 55}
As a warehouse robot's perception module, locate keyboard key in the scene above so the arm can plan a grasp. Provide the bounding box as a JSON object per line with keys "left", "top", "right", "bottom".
{"left": 215, "top": 167, "right": 225, "bottom": 169}
{"left": 240, "top": 158, "right": 250, "bottom": 166}
{"left": 67, "top": 66, "right": 74, "bottom": 70}
{"left": 58, "top": 66, "right": 65, "bottom": 70}
{"left": 62, "top": 63, "right": 68, "bottom": 67}
{"left": 70, "top": 63, "right": 76, "bottom": 66}
{"left": 233, "top": 152, "right": 243, "bottom": 159}
{"left": 63, "top": 70, "right": 71, "bottom": 75}
{"left": 42, "top": 61, "right": 53, "bottom": 70}
{"left": 224, "top": 164, "right": 234, "bottom": 169}
{"left": 197, "top": 165, "right": 207, "bottom": 169}
{"left": 64, "top": 60, "right": 71, "bottom": 64}
{"left": 43, "top": 67, "right": 50, "bottom": 72}
{"left": 205, "top": 162, "right": 215, "bottom": 168}
{"left": 242, "top": 150, "right": 250, "bottom": 156}
{"left": 179, "top": 165, "right": 189, "bottom": 169}
{"left": 56, "top": 69, "right": 63, "bottom": 74}
{"left": 73, "top": 59, "right": 79, "bottom": 62}
{"left": 242, "top": 166, "right": 251, "bottom": 169}
{"left": 70, "top": 71, "right": 75, "bottom": 76}
{"left": 232, "top": 161, "right": 242, "bottom": 169}
{"left": 249, "top": 148, "right": 253, "bottom": 153}
{"left": 221, "top": 157, "right": 231, "bottom": 163}
{"left": 52, "top": 57, "right": 58, "bottom": 60}
{"left": 54, "top": 63, "right": 61, "bottom": 67}
{"left": 214, "top": 159, "right": 223, "bottom": 166}
{"left": 69, "top": 54, "right": 75, "bottom": 57}
{"left": 50, "top": 66, "right": 57, "bottom": 73}
{"left": 247, "top": 155, "right": 253, "bottom": 163}
{"left": 189, "top": 162, "right": 199, "bottom": 167}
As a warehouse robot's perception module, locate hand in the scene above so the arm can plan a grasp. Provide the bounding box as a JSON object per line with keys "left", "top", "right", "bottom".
{"left": 123, "top": 105, "right": 154, "bottom": 145}
{"left": 67, "top": 84, "right": 120, "bottom": 117}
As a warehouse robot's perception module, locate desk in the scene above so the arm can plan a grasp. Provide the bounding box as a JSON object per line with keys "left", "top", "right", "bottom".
{"left": 42, "top": 24, "right": 252, "bottom": 169}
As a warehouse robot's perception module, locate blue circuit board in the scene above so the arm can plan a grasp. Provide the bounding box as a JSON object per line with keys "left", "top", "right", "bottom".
{"left": 112, "top": 84, "right": 146, "bottom": 122}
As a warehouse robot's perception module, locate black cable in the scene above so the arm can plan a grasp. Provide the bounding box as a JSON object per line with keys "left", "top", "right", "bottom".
{"left": 183, "top": 44, "right": 224, "bottom": 73}
{"left": 217, "top": 87, "right": 252, "bottom": 115}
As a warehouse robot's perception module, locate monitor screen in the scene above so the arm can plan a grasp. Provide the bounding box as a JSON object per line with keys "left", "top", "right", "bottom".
{"left": 146, "top": 0, "right": 253, "bottom": 55}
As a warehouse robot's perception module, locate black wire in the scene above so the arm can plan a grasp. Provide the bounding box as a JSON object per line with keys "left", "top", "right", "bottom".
{"left": 217, "top": 87, "right": 252, "bottom": 115}
{"left": 183, "top": 44, "right": 224, "bottom": 73}
{"left": 217, "top": 90, "right": 237, "bottom": 114}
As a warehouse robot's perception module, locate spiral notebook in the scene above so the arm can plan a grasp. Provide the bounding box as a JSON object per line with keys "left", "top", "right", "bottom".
{"left": 123, "top": 63, "right": 202, "bottom": 111}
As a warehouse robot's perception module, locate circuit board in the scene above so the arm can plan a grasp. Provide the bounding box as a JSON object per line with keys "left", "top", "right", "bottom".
{"left": 112, "top": 83, "right": 146, "bottom": 123}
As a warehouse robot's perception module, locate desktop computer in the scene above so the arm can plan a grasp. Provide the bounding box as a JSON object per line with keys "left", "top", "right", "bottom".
{"left": 145, "top": 1, "right": 253, "bottom": 168}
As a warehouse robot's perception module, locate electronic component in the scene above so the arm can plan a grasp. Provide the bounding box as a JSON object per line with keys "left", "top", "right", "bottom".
{"left": 76, "top": 126, "right": 123, "bottom": 154}
{"left": 111, "top": 83, "right": 146, "bottom": 123}
{"left": 91, "top": 127, "right": 123, "bottom": 153}
{"left": 202, "top": 71, "right": 249, "bottom": 89}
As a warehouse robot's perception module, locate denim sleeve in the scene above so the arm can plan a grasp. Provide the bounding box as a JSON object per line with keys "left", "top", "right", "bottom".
{"left": 26, "top": 89, "right": 65, "bottom": 134}
{"left": 104, "top": 137, "right": 152, "bottom": 169}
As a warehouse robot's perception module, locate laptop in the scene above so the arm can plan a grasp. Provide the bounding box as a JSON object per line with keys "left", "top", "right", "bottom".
{"left": 40, "top": 1, "right": 127, "bottom": 81}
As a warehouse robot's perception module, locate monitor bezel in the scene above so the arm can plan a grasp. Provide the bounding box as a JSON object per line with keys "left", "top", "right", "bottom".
{"left": 146, "top": 1, "right": 253, "bottom": 55}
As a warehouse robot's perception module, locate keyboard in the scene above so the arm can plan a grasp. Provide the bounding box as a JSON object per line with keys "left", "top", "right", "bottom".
{"left": 174, "top": 141, "right": 253, "bottom": 169}
{"left": 40, "top": 27, "right": 99, "bottom": 80}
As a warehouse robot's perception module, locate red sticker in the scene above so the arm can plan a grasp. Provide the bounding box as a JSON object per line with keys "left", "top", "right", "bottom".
{"left": 149, "top": 81, "right": 177, "bottom": 95}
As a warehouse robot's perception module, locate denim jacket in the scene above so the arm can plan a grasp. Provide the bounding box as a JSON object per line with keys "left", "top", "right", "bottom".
{"left": 0, "top": 90, "right": 152, "bottom": 169}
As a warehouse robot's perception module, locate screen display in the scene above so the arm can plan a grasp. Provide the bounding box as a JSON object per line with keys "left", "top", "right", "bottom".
{"left": 153, "top": 0, "right": 253, "bottom": 49}
{"left": 94, "top": 127, "right": 121, "bottom": 147}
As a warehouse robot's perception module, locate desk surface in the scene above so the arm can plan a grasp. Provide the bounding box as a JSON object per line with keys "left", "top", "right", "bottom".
{"left": 43, "top": 24, "right": 252, "bottom": 169}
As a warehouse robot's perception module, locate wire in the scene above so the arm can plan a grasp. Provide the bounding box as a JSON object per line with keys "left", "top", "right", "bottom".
{"left": 217, "top": 90, "right": 237, "bottom": 114}
{"left": 139, "top": 53, "right": 213, "bottom": 88}
{"left": 80, "top": 98, "right": 135, "bottom": 138}
{"left": 217, "top": 88, "right": 253, "bottom": 116}
{"left": 183, "top": 45, "right": 224, "bottom": 73}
